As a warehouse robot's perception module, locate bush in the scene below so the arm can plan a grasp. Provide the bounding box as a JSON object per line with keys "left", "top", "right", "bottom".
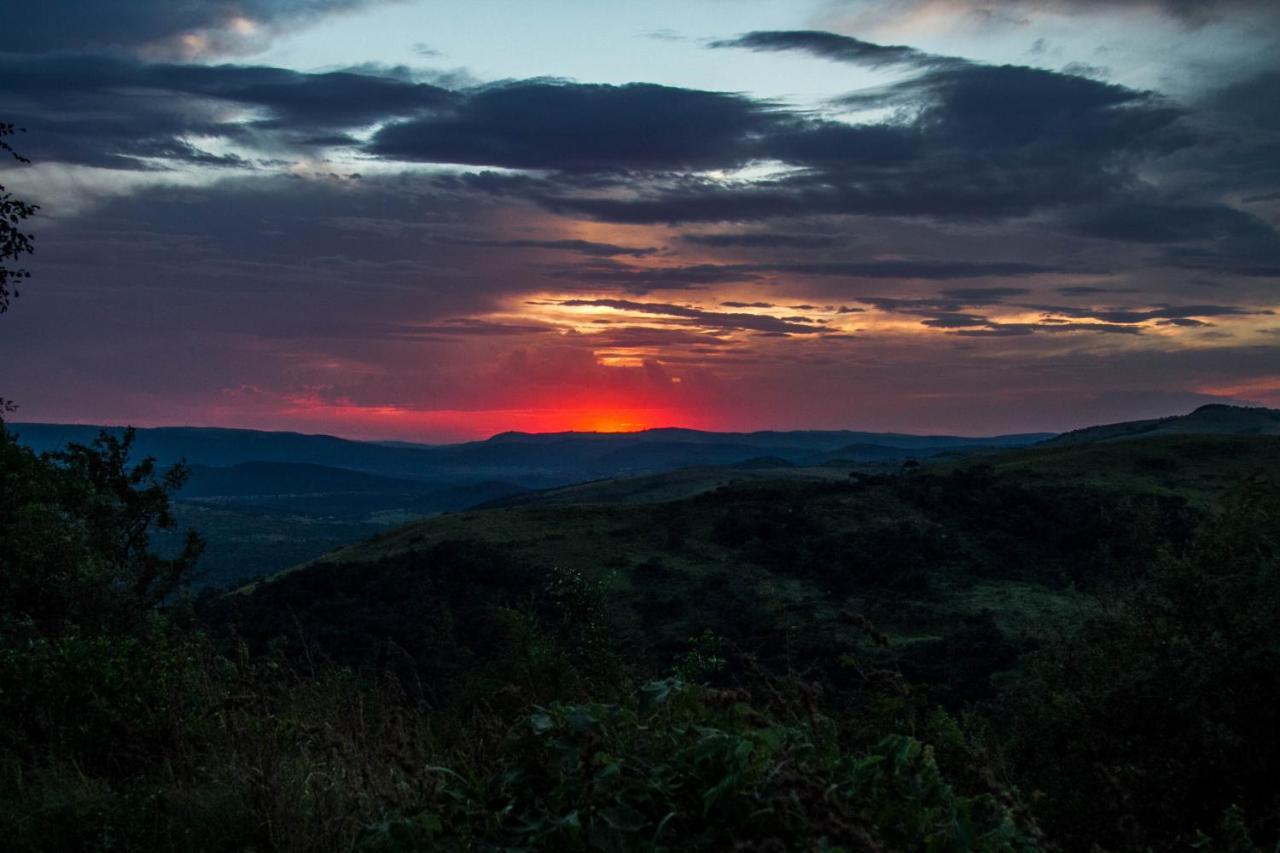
{"left": 357, "top": 680, "right": 1041, "bottom": 853}
{"left": 999, "top": 480, "right": 1280, "bottom": 850}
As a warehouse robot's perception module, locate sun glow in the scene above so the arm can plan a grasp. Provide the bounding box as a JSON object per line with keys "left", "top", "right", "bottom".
{"left": 213, "top": 389, "right": 697, "bottom": 441}
{"left": 571, "top": 410, "right": 656, "bottom": 433}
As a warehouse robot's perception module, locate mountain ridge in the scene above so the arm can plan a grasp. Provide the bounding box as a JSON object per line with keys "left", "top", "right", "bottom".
{"left": 1045, "top": 404, "right": 1280, "bottom": 446}
{"left": 9, "top": 421, "right": 1052, "bottom": 481}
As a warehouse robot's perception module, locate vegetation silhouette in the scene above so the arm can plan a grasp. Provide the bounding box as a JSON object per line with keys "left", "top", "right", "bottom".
{"left": 0, "top": 122, "right": 36, "bottom": 314}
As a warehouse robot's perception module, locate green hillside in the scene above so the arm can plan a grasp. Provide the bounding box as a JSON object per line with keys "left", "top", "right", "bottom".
{"left": 477, "top": 462, "right": 858, "bottom": 508}
{"left": 257, "top": 439, "right": 1239, "bottom": 693}
{"left": 265, "top": 435, "right": 1280, "bottom": 662}
{"left": 929, "top": 434, "right": 1280, "bottom": 504}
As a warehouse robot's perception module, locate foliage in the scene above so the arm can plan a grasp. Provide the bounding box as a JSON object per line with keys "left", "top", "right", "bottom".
{"left": 0, "top": 422, "right": 204, "bottom": 777}
{"left": 0, "top": 425, "right": 202, "bottom": 637}
{"left": 208, "top": 540, "right": 613, "bottom": 705}
{"left": 999, "top": 476, "right": 1280, "bottom": 850}
{"left": 356, "top": 680, "right": 1039, "bottom": 853}
{"left": 0, "top": 121, "right": 37, "bottom": 313}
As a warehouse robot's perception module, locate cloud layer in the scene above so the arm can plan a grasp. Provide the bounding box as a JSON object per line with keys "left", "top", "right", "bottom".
{"left": 1, "top": 9, "right": 1278, "bottom": 437}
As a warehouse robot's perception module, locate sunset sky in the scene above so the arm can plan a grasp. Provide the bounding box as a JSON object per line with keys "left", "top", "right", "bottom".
{"left": 2, "top": 0, "right": 1278, "bottom": 440}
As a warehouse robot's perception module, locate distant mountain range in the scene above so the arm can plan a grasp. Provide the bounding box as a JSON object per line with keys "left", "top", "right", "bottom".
{"left": 15, "top": 407, "right": 1280, "bottom": 498}
{"left": 8, "top": 422, "right": 1053, "bottom": 489}
{"left": 15, "top": 408, "right": 1280, "bottom": 503}
{"left": 11, "top": 406, "right": 1276, "bottom": 589}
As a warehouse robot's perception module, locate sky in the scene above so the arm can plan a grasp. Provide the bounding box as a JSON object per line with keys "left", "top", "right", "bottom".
{"left": 0, "top": 0, "right": 1278, "bottom": 441}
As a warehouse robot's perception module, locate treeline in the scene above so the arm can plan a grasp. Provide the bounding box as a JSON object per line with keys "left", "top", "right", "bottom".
{"left": 1, "top": 421, "right": 1277, "bottom": 850}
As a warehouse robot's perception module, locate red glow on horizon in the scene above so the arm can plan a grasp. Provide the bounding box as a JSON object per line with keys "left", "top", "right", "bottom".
{"left": 212, "top": 394, "right": 716, "bottom": 442}
{"left": 203, "top": 380, "right": 725, "bottom": 441}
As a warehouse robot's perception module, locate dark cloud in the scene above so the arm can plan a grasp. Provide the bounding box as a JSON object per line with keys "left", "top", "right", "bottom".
{"left": 533, "top": 47, "right": 1186, "bottom": 224}
{"left": 865, "top": 63, "right": 1183, "bottom": 155}
{"left": 938, "top": 287, "right": 1031, "bottom": 302}
{"left": 845, "top": 292, "right": 1267, "bottom": 337}
{"left": 1207, "top": 70, "right": 1280, "bottom": 133}
{"left": 556, "top": 299, "right": 824, "bottom": 334}
{"left": 766, "top": 260, "right": 1057, "bottom": 280}
{"left": 388, "top": 319, "right": 557, "bottom": 339}
{"left": 5, "top": 0, "right": 392, "bottom": 57}
{"left": 578, "top": 327, "right": 731, "bottom": 348}
{"left": 539, "top": 257, "right": 1057, "bottom": 293}
{"left": 367, "top": 81, "right": 781, "bottom": 172}
{"left": 438, "top": 237, "right": 658, "bottom": 258}
{"left": 1148, "top": 69, "right": 1280, "bottom": 210}
{"left": 0, "top": 54, "right": 451, "bottom": 169}
{"left": 1066, "top": 201, "right": 1279, "bottom": 244}
{"left": 953, "top": 322, "right": 1142, "bottom": 337}
{"left": 0, "top": 32, "right": 1180, "bottom": 237}
{"left": 1025, "top": 303, "right": 1265, "bottom": 324}
{"left": 852, "top": 295, "right": 1006, "bottom": 313}
{"left": 682, "top": 232, "right": 844, "bottom": 249}
{"left": 1117, "top": 202, "right": 1280, "bottom": 277}
{"left": 717, "top": 29, "right": 1183, "bottom": 164}
{"left": 0, "top": 35, "right": 1192, "bottom": 245}
{"left": 542, "top": 261, "right": 763, "bottom": 292}
{"left": 1165, "top": 248, "right": 1280, "bottom": 278}
{"left": 1055, "top": 285, "right": 1139, "bottom": 296}
{"left": 709, "top": 30, "right": 958, "bottom": 70}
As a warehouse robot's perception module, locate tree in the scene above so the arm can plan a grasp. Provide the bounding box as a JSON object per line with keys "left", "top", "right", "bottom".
{"left": 0, "top": 424, "right": 203, "bottom": 636}
{"left": 0, "top": 121, "right": 37, "bottom": 314}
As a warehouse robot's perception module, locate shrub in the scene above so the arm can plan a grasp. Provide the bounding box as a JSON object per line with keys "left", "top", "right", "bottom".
{"left": 999, "top": 480, "right": 1280, "bottom": 850}
{"left": 358, "top": 680, "right": 1041, "bottom": 852}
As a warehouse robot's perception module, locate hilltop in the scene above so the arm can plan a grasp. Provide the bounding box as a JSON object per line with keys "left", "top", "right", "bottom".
{"left": 928, "top": 433, "right": 1280, "bottom": 505}
{"left": 1046, "top": 403, "right": 1280, "bottom": 446}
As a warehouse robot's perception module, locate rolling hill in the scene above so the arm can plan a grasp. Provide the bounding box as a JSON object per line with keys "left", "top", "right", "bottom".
{"left": 1045, "top": 403, "right": 1280, "bottom": 446}
{"left": 254, "top": 428, "right": 1280, "bottom": 648}
{"left": 180, "top": 461, "right": 434, "bottom": 498}
{"left": 928, "top": 434, "right": 1280, "bottom": 505}
{"left": 227, "top": 429, "right": 1280, "bottom": 720}
{"left": 477, "top": 462, "right": 856, "bottom": 508}
{"left": 178, "top": 461, "right": 524, "bottom": 516}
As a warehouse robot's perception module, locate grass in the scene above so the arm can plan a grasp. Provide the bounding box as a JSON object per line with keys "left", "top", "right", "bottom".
{"left": 928, "top": 435, "right": 1280, "bottom": 505}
